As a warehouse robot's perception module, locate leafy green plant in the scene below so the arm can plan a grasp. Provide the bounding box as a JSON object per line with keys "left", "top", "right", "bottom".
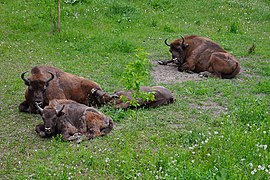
{"left": 120, "top": 48, "right": 155, "bottom": 111}
{"left": 230, "top": 21, "right": 241, "bottom": 34}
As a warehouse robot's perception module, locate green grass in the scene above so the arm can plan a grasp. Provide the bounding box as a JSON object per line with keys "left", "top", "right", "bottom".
{"left": 1, "top": 0, "right": 270, "bottom": 179}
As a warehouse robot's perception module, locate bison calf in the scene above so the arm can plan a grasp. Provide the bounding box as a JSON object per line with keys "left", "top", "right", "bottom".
{"left": 19, "top": 66, "right": 102, "bottom": 113}
{"left": 35, "top": 99, "right": 113, "bottom": 142}
{"left": 91, "top": 86, "right": 174, "bottom": 109}
{"left": 159, "top": 35, "right": 240, "bottom": 79}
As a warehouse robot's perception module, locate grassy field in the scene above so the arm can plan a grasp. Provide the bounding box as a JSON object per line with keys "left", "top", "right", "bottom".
{"left": 1, "top": 0, "right": 270, "bottom": 179}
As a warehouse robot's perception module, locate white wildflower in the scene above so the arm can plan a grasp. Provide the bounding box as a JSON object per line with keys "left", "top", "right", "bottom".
{"left": 258, "top": 165, "right": 265, "bottom": 170}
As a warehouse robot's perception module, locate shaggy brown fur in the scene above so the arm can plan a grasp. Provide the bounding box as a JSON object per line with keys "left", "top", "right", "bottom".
{"left": 19, "top": 66, "right": 102, "bottom": 113}
{"left": 92, "top": 86, "right": 174, "bottom": 109}
{"left": 35, "top": 99, "right": 113, "bottom": 142}
{"left": 159, "top": 35, "right": 240, "bottom": 79}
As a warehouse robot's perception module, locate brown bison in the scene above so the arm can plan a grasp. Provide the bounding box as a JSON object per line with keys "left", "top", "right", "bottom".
{"left": 19, "top": 66, "right": 102, "bottom": 113}
{"left": 159, "top": 35, "right": 240, "bottom": 78}
{"left": 35, "top": 99, "right": 113, "bottom": 142}
{"left": 91, "top": 86, "right": 174, "bottom": 109}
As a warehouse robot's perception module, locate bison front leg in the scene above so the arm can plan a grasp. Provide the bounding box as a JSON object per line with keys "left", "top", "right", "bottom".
{"left": 35, "top": 124, "right": 48, "bottom": 138}
{"left": 19, "top": 101, "right": 39, "bottom": 113}
{"left": 158, "top": 59, "right": 174, "bottom": 65}
{"left": 61, "top": 127, "right": 80, "bottom": 141}
{"left": 178, "top": 60, "right": 195, "bottom": 73}
{"left": 19, "top": 101, "right": 30, "bottom": 113}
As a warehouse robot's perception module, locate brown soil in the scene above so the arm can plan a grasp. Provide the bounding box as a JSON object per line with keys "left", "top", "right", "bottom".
{"left": 151, "top": 61, "right": 203, "bottom": 84}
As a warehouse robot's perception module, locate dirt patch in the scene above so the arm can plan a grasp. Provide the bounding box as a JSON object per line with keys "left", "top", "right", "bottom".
{"left": 151, "top": 61, "right": 203, "bottom": 84}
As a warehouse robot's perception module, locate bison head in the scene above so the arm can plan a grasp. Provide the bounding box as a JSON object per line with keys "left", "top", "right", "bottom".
{"left": 21, "top": 71, "right": 54, "bottom": 107}
{"left": 36, "top": 102, "right": 65, "bottom": 135}
{"left": 165, "top": 35, "right": 189, "bottom": 65}
{"left": 90, "top": 88, "right": 119, "bottom": 106}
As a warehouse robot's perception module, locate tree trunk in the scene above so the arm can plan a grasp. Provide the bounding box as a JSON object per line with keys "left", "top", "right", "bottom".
{"left": 57, "top": 0, "right": 60, "bottom": 32}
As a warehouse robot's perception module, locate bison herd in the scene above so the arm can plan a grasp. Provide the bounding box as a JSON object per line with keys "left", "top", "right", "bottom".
{"left": 19, "top": 35, "right": 240, "bottom": 142}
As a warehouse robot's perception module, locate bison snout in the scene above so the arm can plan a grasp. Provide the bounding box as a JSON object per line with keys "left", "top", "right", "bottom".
{"left": 45, "top": 127, "right": 52, "bottom": 134}
{"left": 172, "top": 58, "right": 179, "bottom": 64}
{"left": 35, "top": 101, "right": 43, "bottom": 107}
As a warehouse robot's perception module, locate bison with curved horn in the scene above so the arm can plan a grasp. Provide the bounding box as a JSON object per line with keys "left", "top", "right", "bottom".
{"left": 159, "top": 35, "right": 240, "bottom": 79}
{"left": 35, "top": 99, "right": 113, "bottom": 142}
{"left": 19, "top": 66, "right": 102, "bottom": 113}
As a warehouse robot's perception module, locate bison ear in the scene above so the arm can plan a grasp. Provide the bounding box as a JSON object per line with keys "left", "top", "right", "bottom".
{"left": 182, "top": 44, "right": 189, "bottom": 49}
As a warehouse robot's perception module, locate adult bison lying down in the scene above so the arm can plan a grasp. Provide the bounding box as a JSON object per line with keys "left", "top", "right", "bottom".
{"left": 19, "top": 66, "right": 101, "bottom": 113}
{"left": 91, "top": 86, "right": 174, "bottom": 109}
{"left": 159, "top": 35, "right": 240, "bottom": 79}
{"left": 35, "top": 99, "right": 113, "bottom": 141}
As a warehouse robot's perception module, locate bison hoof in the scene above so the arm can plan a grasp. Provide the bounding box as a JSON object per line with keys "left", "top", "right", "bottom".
{"left": 177, "top": 67, "right": 184, "bottom": 72}
{"left": 67, "top": 133, "right": 82, "bottom": 141}
{"left": 76, "top": 135, "right": 87, "bottom": 144}
{"left": 198, "top": 72, "right": 211, "bottom": 78}
{"left": 39, "top": 131, "right": 46, "bottom": 137}
{"left": 158, "top": 61, "right": 167, "bottom": 65}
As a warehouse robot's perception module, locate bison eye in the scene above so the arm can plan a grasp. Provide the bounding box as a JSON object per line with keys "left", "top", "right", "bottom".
{"left": 28, "top": 86, "right": 33, "bottom": 91}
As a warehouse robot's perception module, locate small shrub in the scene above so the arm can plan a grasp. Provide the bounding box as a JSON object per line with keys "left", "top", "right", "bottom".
{"left": 120, "top": 48, "right": 154, "bottom": 108}
{"left": 229, "top": 21, "right": 241, "bottom": 34}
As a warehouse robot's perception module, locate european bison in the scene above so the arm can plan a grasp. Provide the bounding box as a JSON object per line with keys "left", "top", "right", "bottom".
{"left": 35, "top": 99, "right": 113, "bottom": 141}
{"left": 19, "top": 66, "right": 102, "bottom": 113}
{"left": 159, "top": 35, "right": 240, "bottom": 78}
{"left": 91, "top": 86, "right": 174, "bottom": 109}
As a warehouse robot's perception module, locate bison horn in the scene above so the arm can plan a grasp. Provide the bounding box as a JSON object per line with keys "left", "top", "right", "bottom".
{"left": 45, "top": 71, "right": 54, "bottom": 84}
{"left": 35, "top": 102, "right": 44, "bottom": 112}
{"left": 21, "top": 71, "right": 30, "bottom": 86}
{"left": 180, "top": 35, "right": 185, "bottom": 45}
{"left": 164, "top": 39, "right": 170, "bottom": 46}
{"left": 110, "top": 94, "right": 119, "bottom": 99}
{"left": 56, "top": 105, "right": 65, "bottom": 116}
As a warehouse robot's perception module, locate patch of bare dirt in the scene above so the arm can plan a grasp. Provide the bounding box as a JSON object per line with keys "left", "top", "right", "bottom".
{"left": 151, "top": 61, "right": 203, "bottom": 84}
